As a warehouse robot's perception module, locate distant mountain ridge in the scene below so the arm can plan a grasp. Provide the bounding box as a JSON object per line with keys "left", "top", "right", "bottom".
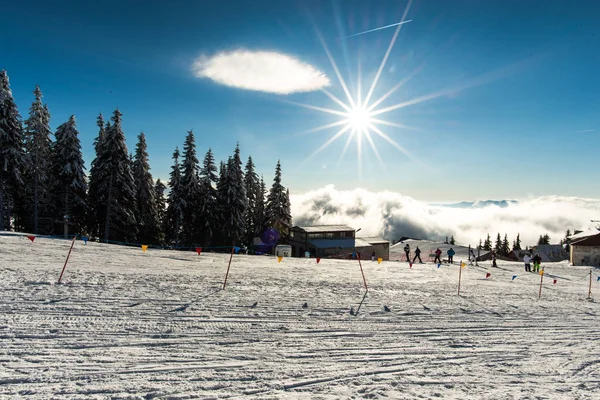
{"left": 434, "top": 200, "right": 518, "bottom": 209}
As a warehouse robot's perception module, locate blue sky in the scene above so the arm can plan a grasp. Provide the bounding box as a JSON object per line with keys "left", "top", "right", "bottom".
{"left": 2, "top": 0, "right": 599, "bottom": 201}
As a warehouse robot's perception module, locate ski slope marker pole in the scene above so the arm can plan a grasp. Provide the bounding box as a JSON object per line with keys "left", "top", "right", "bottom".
{"left": 538, "top": 267, "right": 545, "bottom": 299}
{"left": 222, "top": 245, "right": 235, "bottom": 290}
{"left": 457, "top": 260, "right": 463, "bottom": 296}
{"left": 58, "top": 236, "right": 77, "bottom": 284}
{"left": 357, "top": 253, "right": 368, "bottom": 291}
{"left": 588, "top": 269, "right": 593, "bottom": 299}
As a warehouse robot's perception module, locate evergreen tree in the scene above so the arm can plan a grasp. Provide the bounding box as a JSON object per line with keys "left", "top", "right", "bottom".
{"left": 23, "top": 85, "right": 54, "bottom": 233}
{"left": 96, "top": 109, "right": 137, "bottom": 242}
{"left": 0, "top": 70, "right": 25, "bottom": 231}
{"left": 478, "top": 239, "right": 483, "bottom": 250}
{"left": 483, "top": 234, "right": 492, "bottom": 251}
{"left": 133, "top": 132, "right": 159, "bottom": 244}
{"left": 154, "top": 179, "right": 166, "bottom": 244}
{"left": 87, "top": 113, "right": 106, "bottom": 238}
{"left": 243, "top": 156, "right": 260, "bottom": 245}
{"left": 165, "top": 148, "right": 184, "bottom": 246}
{"left": 265, "top": 160, "right": 292, "bottom": 237}
{"left": 52, "top": 115, "right": 87, "bottom": 236}
{"left": 537, "top": 234, "right": 550, "bottom": 245}
{"left": 514, "top": 233, "right": 521, "bottom": 250}
{"left": 198, "top": 148, "right": 218, "bottom": 245}
{"left": 501, "top": 234, "right": 510, "bottom": 256}
{"left": 494, "top": 233, "right": 502, "bottom": 254}
{"left": 255, "top": 176, "right": 267, "bottom": 238}
{"left": 215, "top": 160, "right": 229, "bottom": 244}
{"left": 179, "top": 130, "right": 201, "bottom": 245}
{"left": 449, "top": 235, "right": 455, "bottom": 245}
{"left": 220, "top": 145, "right": 247, "bottom": 245}
{"left": 563, "top": 229, "right": 572, "bottom": 252}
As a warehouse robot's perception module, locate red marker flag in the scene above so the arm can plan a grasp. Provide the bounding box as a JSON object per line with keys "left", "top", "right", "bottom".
{"left": 316, "top": 258, "right": 321, "bottom": 264}
{"left": 195, "top": 247, "right": 202, "bottom": 255}
{"left": 553, "top": 279, "right": 557, "bottom": 284}
{"left": 486, "top": 273, "right": 491, "bottom": 279}
{"left": 27, "top": 235, "right": 35, "bottom": 243}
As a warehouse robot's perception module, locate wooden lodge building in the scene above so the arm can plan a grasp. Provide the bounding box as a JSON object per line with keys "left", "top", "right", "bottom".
{"left": 288, "top": 225, "right": 390, "bottom": 260}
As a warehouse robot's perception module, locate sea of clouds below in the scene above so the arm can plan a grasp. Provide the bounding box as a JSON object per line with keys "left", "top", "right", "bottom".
{"left": 290, "top": 185, "right": 600, "bottom": 247}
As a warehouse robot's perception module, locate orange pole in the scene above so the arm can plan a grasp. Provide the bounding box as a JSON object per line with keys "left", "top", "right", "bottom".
{"left": 588, "top": 269, "right": 593, "bottom": 299}
{"left": 222, "top": 246, "right": 235, "bottom": 290}
{"left": 58, "top": 236, "right": 77, "bottom": 284}
{"left": 538, "top": 267, "right": 545, "bottom": 299}
{"left": 357, "top": 253, "right": 368, "bottom": 291}
{"left": 458, "top": 261, "right": 462, "bottom": 296}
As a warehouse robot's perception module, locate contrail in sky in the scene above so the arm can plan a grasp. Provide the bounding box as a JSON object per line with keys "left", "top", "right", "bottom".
{"left": 342, "top": 20, "right": 413, "bottom": 39}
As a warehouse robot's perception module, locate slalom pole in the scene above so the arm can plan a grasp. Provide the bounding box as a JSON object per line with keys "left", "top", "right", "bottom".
{"left": 357, "top": 253, "right": 368, "bottom": 291}
{"left": 222, "top": 245, "right": 235, "bottom": 290}
{"left": 588, "top": 269, "right": 593, "bottom": 299}
{"left": 58, "top": 236, "right": 77, "bottom": 284}
{"left": 538, "top": 267, "right": 545, "bottom": 299}
{"left": 457, "top": 260, "right": 463, "bottom": 296}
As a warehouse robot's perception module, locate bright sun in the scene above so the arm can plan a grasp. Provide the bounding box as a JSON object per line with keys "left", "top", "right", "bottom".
{"left": 346, "top": 106, "right": 372, "bottom": 132}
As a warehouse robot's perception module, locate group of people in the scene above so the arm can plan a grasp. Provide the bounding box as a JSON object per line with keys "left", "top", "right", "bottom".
{"left": 523, "top": 253, "right": 542, "bottom": 273}
{"left": 403, "top": 244, "right": 456, "bottom": 264}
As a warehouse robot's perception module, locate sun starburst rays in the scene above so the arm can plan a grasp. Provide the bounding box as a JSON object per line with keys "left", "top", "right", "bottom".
{"left": 296, "top": 0, "right": 432, "bottom": 175}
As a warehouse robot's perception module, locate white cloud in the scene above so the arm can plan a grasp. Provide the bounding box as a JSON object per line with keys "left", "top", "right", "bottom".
{"left": 192, "top": 50, "right": 330, "bottom": 94}
{"left": 291, "top": 185, "right": 600, "bottom": 247}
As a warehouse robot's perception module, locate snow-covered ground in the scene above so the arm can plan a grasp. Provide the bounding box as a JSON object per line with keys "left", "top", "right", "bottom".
{"left": 1, "top": 233, "right": 599, "bottom": 399}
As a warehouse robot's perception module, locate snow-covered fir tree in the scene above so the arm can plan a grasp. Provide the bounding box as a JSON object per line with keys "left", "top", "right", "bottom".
{"left": 255, "top": 176, "right": 267, "bottom": 239}
{"left": 52, "top": 115, "right": 87, "bottom": 236}
{"left": 501, "top": 234, "right": 510, "bottom": 256}
{"left": 222, "top": 144, "right": 247, "bottom": 245}
{"left": 87, "top": 113, "right": 106, "bottom": 238}
{"left": 154, "top": 179, "right": 166, "bottom": 244}
{"left": 95, "top": 109, "right": 137, "bottom": 242}
{"left": 179, "top": 130, "right": 202, "bottom": 245}
{"left": 215, "top": 160, "right": 229, "bottom": 244}
{"left": 243, "top": 156, "right": 260, "bottom": 245}
{"left": 483, "top": 234, "right": 492, "bottom": 251}
{"left": 23, "top": 85, "right": 54, "bottom": 233}
{"left": 0, "top": 70, "right": 25, "bottom": 231}
{"left": 198, "top": 148, "right": 218, "bottom": 245}
{"left": 165, "top": 148, "right": 184, "bottom": 246}
{"left": 133, "top": 132, "right": 159, "bottom": 244}
{"left": 265, "top": 160, "right": 292, "bottom": 236}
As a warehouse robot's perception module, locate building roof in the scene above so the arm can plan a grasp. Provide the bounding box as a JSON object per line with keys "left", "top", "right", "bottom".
{"left": 308, "top": 238, "right": 372, "bottom": 249}
{"left": 568, "top": 229, "right": 599, "bottom": 242}
{"left": 292, "top": 225, "right": 355, "bottom": 233}
{"left": 360, "top": 236, "right": 390, "bottom": 245}
{"left": 571, "top": 233, "right": 600, "bottom": 246}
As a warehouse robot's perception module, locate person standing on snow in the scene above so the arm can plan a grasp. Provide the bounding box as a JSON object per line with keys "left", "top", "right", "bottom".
{"left": 523, "top": 254, "right": 532, "bottom": 272}
{"left": 403, "top": 244, "right": 410, "bottom": 262}
{"left": 532, "top": 253, "right": 542, "bottom": 273}
{"left": 412, "top": 247, "right": 423, "bottom": 264}
{"left": 434, "top": 248, "right": 442, "bottom": 264}
{"left": 447, "top": 248, "right": 455, "bottom": 264}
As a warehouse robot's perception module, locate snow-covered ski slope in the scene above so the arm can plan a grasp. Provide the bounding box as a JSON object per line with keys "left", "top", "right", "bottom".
{"left": 1, "top": 233, "right": 599, "bottom": 399}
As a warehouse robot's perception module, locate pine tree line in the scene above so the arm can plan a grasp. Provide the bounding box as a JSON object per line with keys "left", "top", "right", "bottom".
{"left": 0, "top": 70, "right": 292, "bottom": 247}
{"left": 477, "top": 232, "right": 522, "bottom": 256}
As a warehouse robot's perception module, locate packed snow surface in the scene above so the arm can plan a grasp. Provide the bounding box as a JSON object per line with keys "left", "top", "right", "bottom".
{"left": 1, "top": 233, "right": 599, "bottom": 399}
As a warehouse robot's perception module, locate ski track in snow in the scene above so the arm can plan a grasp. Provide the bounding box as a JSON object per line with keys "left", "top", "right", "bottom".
{"left": 1, "top": 234, "right": 599, "bottom": 399}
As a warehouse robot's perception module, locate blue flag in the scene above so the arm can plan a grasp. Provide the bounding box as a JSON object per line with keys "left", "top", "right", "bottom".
{"left": 437, "top": 263, "right": 441, "bottom": 268}
{"left": 82, "top": 237, "right": 88, "bottom": 244}
{"left": 234, "top": 246, "right": 241, "bottom": 254}
{"left": 512, "top": 275, "right": 517, "bottom": 281}
{"left": 597, "top": 276, "right": 600, "bottom": 282}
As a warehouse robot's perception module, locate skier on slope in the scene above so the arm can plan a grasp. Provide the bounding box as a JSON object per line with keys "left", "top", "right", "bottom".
{"left": 412, "top": 246, "right": 423, "bottom": 264}
{"left": 403, "top": 243, "right": 410, "bottom": 262}
{"left": 447, "top": 248, "right": 455, "bottom": 264}
{"left": 523, "top": 254, "right": 532, "bottom": 272}
{"left": 532, "top": 253, "right": 542, "bottom": 273}
{"left": 434, "top": 248, "right": 442, "bottom": 264}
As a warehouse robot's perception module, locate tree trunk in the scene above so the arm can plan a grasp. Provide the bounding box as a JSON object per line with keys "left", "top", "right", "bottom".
{"left": 103, "top": 172, "right": 113, "bottom": 243}
{"left": 0, "top": 178, "right": 4, "bottom": 231}
{"left": 34, "top": 145, "right": 39, "bottom": 234}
